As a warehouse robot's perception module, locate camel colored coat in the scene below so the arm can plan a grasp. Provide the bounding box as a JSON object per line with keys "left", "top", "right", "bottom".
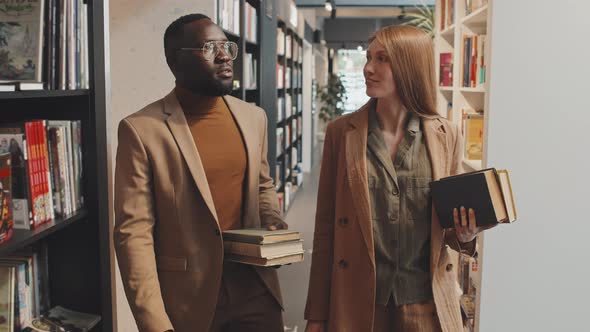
{"left": 305, "top": 99, "right": 470, "bottom": 332}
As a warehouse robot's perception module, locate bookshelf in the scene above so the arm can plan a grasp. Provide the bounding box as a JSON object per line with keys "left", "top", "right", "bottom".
{"left": 435, "top": 0, "right": 492, "bottom": 331}
{"left": 0, "top": 0, "right": 113, "bottom": 331}
{"left": 217, "top": 1, "right": 306, "bottom": 214}
{"left": 275, "top": 20, "right": 304, "bottom": 214}
{"left": 218, "top": 0, "right": 260, "bottom": 103}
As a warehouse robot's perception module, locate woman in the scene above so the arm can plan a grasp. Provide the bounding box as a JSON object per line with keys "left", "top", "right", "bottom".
{"left": 304, "top": 25, "right": 490, "bottom": 332}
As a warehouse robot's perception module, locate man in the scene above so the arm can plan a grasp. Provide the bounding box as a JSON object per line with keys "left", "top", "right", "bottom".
{"left": 114, "top": 14, "right": 287, "bottom": 332}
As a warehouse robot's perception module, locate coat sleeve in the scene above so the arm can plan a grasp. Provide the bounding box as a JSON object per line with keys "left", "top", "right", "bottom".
{"left": 114, "top": 119, "right": 174, "bottom": 332}
{"left": 304, "top": 122, "right": 337, "bottom": 321}
{"left": 444, "top": 121, "right": 477, "bottom": 257}
{"left": 257, "top": 110, "right": 285, "bottom": 227}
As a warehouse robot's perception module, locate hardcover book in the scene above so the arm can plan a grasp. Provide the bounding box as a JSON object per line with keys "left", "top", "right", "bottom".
{"left": 430, "top": 168, "right": 517, "bottom": 228}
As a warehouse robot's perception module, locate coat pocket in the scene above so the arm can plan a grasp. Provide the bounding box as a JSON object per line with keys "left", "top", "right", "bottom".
{"left": 156, "top": 255, "right": 188, "bottom": 272}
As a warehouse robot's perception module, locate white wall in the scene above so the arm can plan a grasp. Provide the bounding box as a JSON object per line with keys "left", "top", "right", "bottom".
{"left": 479, "top": 1, "right": 590, "bottom": 331}
{"left": 109, "top": 2, "right": 216, "bottom": 331}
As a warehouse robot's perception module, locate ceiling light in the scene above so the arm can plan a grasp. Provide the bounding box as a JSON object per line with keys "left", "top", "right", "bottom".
{"left": 324, "top": 1, "right": 332, "bottom": 12}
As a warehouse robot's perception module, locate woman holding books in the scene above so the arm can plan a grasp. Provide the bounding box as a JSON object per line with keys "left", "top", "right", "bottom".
{"left": 304, "top": 25, "right": 490, "bottom": 332}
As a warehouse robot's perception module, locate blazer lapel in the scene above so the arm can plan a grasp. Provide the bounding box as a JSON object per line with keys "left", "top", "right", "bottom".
{"left": 163, "top": 91, "right": 219, "bottom": 225}
{"left": 223, "top": 96, "right": 258, "bottom": 229}
{"left": 423, "top": 118, "right": 449, "bottom": 272}
{"left": 345, "top": 101, "right": 376, "bottom": 266}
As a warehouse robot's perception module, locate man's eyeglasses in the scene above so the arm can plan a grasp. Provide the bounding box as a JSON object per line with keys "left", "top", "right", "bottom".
{"left": 179, "top": 41, "right": 239, "bottom": 60}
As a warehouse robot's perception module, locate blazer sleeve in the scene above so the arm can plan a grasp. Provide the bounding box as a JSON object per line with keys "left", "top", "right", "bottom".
{"left": 257, "top": 110, "right": 284, "bottom": 227}
{"left": 114, "top": 119, "right": 174, "bottom": 332}
{"left": 304, "top": 122, "right": 337, "bottom": 321}
{"left": 444, "top": 121, "right": 477, "bottom": 257}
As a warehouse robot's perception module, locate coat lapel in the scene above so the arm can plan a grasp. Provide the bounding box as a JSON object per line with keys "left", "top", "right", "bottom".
{"left": 423, "top": 118, "right": 449, "bottom": 272}
{"left": 345, "top": 101, "right": 376, "bottom": 266}
{"left": 163, "top": 91, "right": 219, "bottom": 225}
{"left": 223, "top": 96, "right": 258, "bottom": 229}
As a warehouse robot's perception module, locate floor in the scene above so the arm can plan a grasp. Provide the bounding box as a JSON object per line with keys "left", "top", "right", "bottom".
{"left": 279, "top": 146, "right": 322, "bottom": 332}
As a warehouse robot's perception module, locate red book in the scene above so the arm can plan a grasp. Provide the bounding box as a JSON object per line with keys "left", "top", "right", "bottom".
{"left": 24, "top": 122, "right": 43, "bottom": 227}
{"left": 439, "top": 53, "right": 453, "bottom": 87}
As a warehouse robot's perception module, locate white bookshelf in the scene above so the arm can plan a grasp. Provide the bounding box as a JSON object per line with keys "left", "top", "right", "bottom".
{"left": 434, "top": 0, "right": 493, "bottom": 331}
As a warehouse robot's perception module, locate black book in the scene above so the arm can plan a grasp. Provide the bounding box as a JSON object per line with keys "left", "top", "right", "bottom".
{"left": 430, "top": 168, "right": 517, "bottom": 229}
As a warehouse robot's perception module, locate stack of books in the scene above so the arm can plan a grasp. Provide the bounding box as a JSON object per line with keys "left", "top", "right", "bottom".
{"left": 430, "top": 168, "right": 517, "bottom": 228}
{"left": 222, "top": 228, "right": 304, "bottom": 267}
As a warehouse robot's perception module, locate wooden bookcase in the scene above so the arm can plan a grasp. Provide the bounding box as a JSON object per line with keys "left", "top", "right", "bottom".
{"left": 434, "top": 0, "right": 493, "bottom": 331}
{"left": 0, "top": 0, "right": 114, "bottom": 331}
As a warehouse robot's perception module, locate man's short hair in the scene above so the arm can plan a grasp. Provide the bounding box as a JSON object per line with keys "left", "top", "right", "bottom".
{"left": 164, "top": 13, "right": 211, "bottom": 54}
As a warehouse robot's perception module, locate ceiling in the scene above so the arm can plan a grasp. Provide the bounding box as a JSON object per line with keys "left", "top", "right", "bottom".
{"left": 295, "top": 0, "right": 435, "bottom": 7}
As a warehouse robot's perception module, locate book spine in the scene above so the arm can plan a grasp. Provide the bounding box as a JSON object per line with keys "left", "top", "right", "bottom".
{"left": 24, "top": 123, "right": 41, "bottom": 227}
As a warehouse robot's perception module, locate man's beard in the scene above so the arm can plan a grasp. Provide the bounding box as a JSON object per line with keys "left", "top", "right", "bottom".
{"left": 201, "top": 78, "right": 233, "bottom": 96}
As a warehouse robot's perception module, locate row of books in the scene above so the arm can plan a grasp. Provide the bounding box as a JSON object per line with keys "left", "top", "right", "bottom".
{"left": 0, "top": 120, "right": 83, "bottom": 232}
{"left": 276, "top": 63, "right": 284, "bottom": 89}
{"left": 440, "top": 0, "right": 456, "bottom": 31}
{"left": 243, "top": 53, "right": 257, "bottom": 90}
{"left": 244, "top": 2, "right": 258, "bottom": 43}
{"left": 276, "top": 128, "right": 284, "bottom": 157}
{"left": 0, "top": 246, "right": 50, "bottom": 331}
{"left": 217, "top": 0, "right": 240, "bottom": 35}
{"left": 0, "top": 0, "right": 90, "bottom": 90}
{"left": 0, "top": 245, "right": 100, "bottom": 331}
{"left": 277, "top": 28, "right": 285, "bottom": 56}
{"left": 461, "top": 34, "right": 486, "bottom": 88}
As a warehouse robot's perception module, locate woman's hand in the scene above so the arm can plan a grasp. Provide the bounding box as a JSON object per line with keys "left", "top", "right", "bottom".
{"left": 305, "top": 320, "right": 326, "bottom": 332}
{"left": 453, "top": 207, "right": 494, "bottom": 243}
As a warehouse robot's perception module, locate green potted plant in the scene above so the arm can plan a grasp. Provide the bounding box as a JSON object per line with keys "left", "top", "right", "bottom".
{"left": 317, "top": 73, "right": 347, "bottom": 123}
{"left": 401, "top": 1, "right": 435, "bottom": 37}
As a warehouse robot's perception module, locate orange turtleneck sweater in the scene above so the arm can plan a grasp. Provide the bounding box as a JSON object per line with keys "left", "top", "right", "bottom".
{"left": 175, "top": 86, "right": 246, "bottom": 231}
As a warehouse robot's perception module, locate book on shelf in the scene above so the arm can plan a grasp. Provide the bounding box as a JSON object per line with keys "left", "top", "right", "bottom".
{"left": 222, "top": 228, "right": 300, "bottom": 245}
{"left": 463, "top": 111, "right": 483, "bottom": 160}
{"left": 277, "top": 97, "right": 284, "bottom": 122}
{"left": 0, "top": 119, "right": 83, "bottom": 230}
{"left": 461, "top": 34, "right": 486, "bottom": 88}
{"left": 0, "top": 264, "right": 16, "bottom": 331}
{"left": 276, "top": 62, "right": 284, "bottom": 88}
{"left": 0, "top": 84, "right": 16, "bottom": 92}
{"left": 285, "top": 34, "right": 292, "bottom": 59}
{"left": 0, "top": 0, "right": 89, "bottom": 90}
{"left": 439, "top": 52, "right": 453, "bottom": 87}
{"left": 440, "top": 0, "right": 456, "bottom": 30}
{"left": 0, "top": 153, "right": 14, "bottom": 244}
{"left": 277, "top": 27, "right": 285, "bottom": 55}
{"left": 243, "top": 53, "right": 257, "bottom": 90}
{"left": 245, "top": 2, "right": 257, "bottom": 43}
{"left": 430, "top": 168, "right": 517, "bottom": 228}
{"left": 0, "top": 246, "right": 51, "bottom": 331}
{"left": 18, "top": 82, "right": 44, "bottom": 91}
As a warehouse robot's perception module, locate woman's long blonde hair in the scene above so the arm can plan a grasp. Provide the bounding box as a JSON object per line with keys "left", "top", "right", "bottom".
{"left": 369, "top": 25, "right": 438, "bottom": 116}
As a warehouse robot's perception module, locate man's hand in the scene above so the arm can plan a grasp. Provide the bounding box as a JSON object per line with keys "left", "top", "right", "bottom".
{"left": 453, "top": 207, "right": 496, "bottom": 243}
{"left": 266, "top": 220, "right": 288, "bottom": 231}
{"left": 305, "top": 320, "right": 326, "bottom": 332}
